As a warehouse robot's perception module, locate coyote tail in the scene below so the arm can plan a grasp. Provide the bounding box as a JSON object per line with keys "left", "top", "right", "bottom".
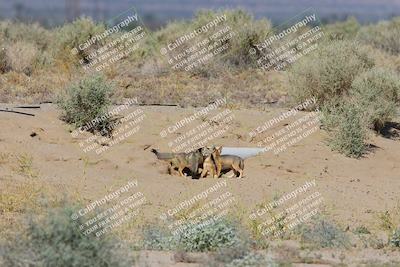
{"left": 151, "top": 149, "right": 175, "bottom": 160}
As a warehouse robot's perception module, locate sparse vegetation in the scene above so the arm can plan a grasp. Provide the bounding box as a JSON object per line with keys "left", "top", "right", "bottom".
{"left": 324, "top": 16, "right": 360, "bottom": 41}
{"left": 142, "top": 218, "right": 245, "bottom": 252}
{"left": 5, "top": 41, "right": 38, "bottom": 75}
{"left": 288, "top": 40, "right": 374, "bottom": 108}
{"left": 295, "top": 216, "right": 349, "bottom": 248}
{"left": 358, "top": 17, "right": 400, "bottom": 55}
{"left": 378, "top": 211, "right": 395, "bottom": 232}
{"left": 15, "top": 153, "right": 38, "bottom": 178}
{"left": 390, "top": 228, "right": 400, "bottom": 247}
{"left": 350, "top": 68, "right": 400, "bottom": 131}
{"left": 56, "top": 17, "right": 106, "bottom": 65}
{"left": 0, "top": 206, "right": 134, "bottom": 267}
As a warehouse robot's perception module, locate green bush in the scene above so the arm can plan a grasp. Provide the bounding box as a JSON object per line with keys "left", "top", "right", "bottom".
{"left": 296, "top": 216, "right": 349, "bottom": 248}
{"left": 288, "top": 40, "right": 374, "bottom": 108}
{"left": 350, "top": 68, "right": 400, "bottom": 130}
{"left": 357, "top": 17, "right": 400, "bottom": 55}
{"left": 57, "top": 75, "right": 114, "bottom": 134}
{"left": 1, "top": 206, "right": 134, "bottom": 267}
{"left": 322, "top": 101, "right": 369, "bottom": 158}
{"left": 390, "top": 228, "right": 400, "bottom": 247}
{"left": 178, "top": 219, "right": 242, "bottom": 252}
{"left": 142, "top": 225, "right": 177, "bottom": 250}
{"left": 142, "top": 218, "right": 244, "bottom": 252}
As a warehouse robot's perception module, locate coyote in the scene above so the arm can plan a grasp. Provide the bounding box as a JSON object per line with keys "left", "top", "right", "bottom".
{"left": 200, "top": 152, "right": 216, "bottom": 178}
{"left": 151, "top": 148, "right": 204, "bottom": 178}
{"left": 213, "top": 146, "right": 244, "bottom": 178}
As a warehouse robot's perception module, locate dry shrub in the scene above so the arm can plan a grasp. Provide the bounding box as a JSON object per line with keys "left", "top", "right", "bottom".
{"left": 55, "top": 17, "right": 106, "bottom": 66}
{"left": 357, "top": 17, "right": 400, "bottom": 55}
{"left": 0, "top": 21, "right": 51, "bottom": 50}
{"left": 350, "top": 68, "right": 400, "bottom": 130}
{"left": 0, "top": 47, "right": 7, "bottom": 73}
{"left": 5, "top": 41, "right": 38, "bottom": 75}
{"left": 154, "top": 9, "right": 272, "bottom": 71}
{"left": 365, "top": 45, "right": 400, "bottom": 73}
{"left": 0, "top": 179, "right": 60, "bottom": 215}
{"left": 288, "top": 40, "right": 374, "bottom": 108}
{"left": 324, "top": 16, "right": 360, "bottom": 41}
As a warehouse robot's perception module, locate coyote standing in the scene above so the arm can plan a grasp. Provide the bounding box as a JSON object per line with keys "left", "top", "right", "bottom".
{"left": 213, "top": 146, "right": 244, "bottom": 178}
{"left": 200, "top": 152, "right": 217, "bottom": 178}
{"left": 151, "top": 148, "right": 204, "bottom": 178}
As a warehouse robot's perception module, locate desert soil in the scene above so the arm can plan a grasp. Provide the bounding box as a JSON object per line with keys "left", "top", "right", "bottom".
{"left": 1, "top": 103, "right": 400, "bottom": 266}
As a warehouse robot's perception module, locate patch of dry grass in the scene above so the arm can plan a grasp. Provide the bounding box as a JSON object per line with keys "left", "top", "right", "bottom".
{"left": 5, "top": 41, "right": 38, "bottom": 75}
{"left": 13, "top": 153, "right": 38, "bottom": 178}
{"left": 0, "top": 177, "right": 66, "bottom": 241}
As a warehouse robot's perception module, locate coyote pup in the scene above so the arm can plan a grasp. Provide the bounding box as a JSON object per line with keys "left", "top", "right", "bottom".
{"left": 213, "top": 146, "right": 244, "bottom": 178}
{"left": 200, "top": 153, "right": 216, "bottom": 178}
{"left": 151, "top": 148, "right": 204, "bottom": 178}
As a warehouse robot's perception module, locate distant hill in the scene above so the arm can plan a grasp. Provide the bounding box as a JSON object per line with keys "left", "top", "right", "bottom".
{"left": 0, "top": 0, "right": 399, "bottom": 27}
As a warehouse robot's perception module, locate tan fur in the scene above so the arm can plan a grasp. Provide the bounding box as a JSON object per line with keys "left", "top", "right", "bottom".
{"left": 152, "top": 148, "right": 204, "bottom": 178}
{"left": 200, "top": 154, "right": 216, "bottom": 178}
{"left": 213, "top": 146, "right": 244, "bottom": 178}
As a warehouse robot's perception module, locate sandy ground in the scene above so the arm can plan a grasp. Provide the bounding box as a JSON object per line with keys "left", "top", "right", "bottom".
{"left": 1, "top": 103, "right": 400, "bottom": 265}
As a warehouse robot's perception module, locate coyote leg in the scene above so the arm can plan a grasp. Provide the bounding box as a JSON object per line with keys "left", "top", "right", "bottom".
{"left": 200, "top": 169, "right": 207, "bottom": 178}
{"left": 210, "top": 167, "right": 216, "bottom": 178}
{"left": 178, "top": 167, "right": 185, "bottom": 177}
{"left": 216, "top": 164, "right": 222, "bottom": 178}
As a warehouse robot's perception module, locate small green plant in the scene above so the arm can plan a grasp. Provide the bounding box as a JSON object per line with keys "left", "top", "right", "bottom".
{"left": 16, "top": 153, "right": 38, "bottom": 178}
{"left": 57, "top": 74, "right": 115, "bottom": 135}
{"left": 390, "top": 228, "right": 400, "bottom": 247}
{"left": 354, "top": 225, "right": 371, "bottom": 235}
{"left": 322, "top": 101, "right": 369, "bottom": 158}
{"left": 378, "top": 211, "right": 395, "bottom": 231}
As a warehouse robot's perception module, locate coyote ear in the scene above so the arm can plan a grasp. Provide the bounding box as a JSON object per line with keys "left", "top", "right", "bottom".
{"left": 216, "top": 146, "right": 222, "bottom": 152}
